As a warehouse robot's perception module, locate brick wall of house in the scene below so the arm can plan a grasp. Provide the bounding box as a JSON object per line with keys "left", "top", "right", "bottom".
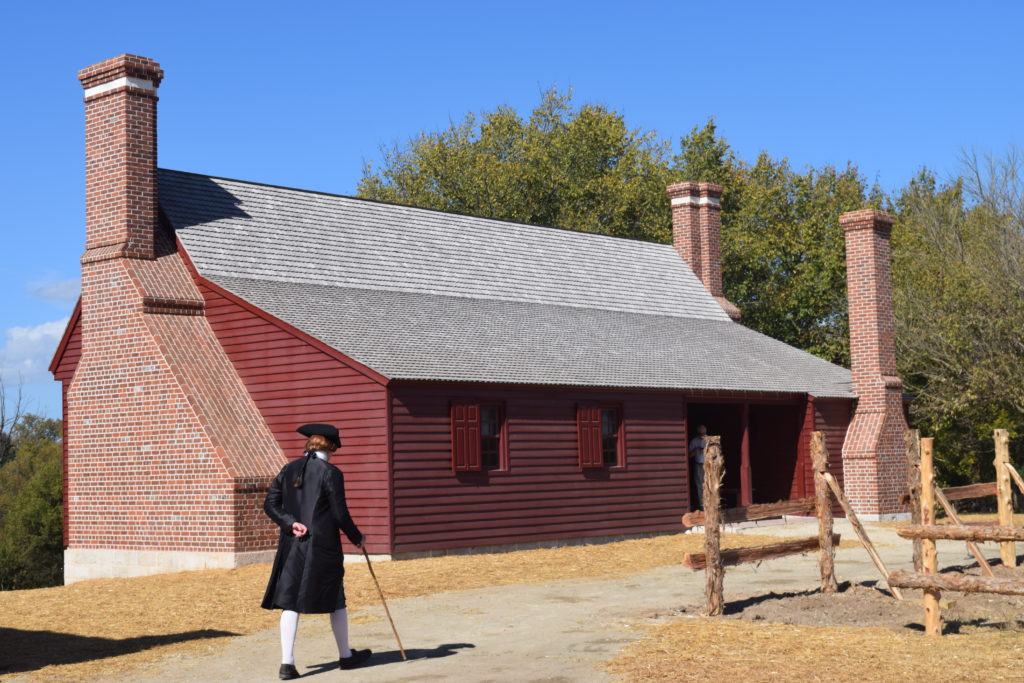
{"left": 62, "top": 54, "right": 284, "bottom": 581}
{"left": 840, "top": 209, "right": 908, "bottom": 518}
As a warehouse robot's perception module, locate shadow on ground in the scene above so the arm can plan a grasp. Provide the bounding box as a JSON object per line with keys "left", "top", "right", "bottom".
{"left": 304, "top": 643, "right": 476, "bottom": 676}
{"left": 0, "top": 627, "right": 236, "bottom": 674}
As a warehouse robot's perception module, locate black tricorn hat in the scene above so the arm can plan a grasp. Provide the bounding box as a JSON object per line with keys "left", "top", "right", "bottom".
{"left": 297, "top": 423, "right": 341, "bottom": 449}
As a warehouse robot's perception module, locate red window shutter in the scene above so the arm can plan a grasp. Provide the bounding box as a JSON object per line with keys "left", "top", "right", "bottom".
{"left": 451, "top": 402, "right": 481, "bottom": 471}
{"left": 577, "top": 404, "right": 603, "bottom": 468}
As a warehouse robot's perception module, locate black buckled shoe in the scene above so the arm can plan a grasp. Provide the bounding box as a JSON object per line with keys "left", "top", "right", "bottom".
{"left": 339, "top": 648, "right": 372, "bottom": 669}
{"left": 279, "top": 663, "right": 300, "bottom": 679}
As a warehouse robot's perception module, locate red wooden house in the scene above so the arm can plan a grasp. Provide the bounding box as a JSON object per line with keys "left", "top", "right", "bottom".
{"left": 52, "top": 55, "right": 907, "bottom": 582}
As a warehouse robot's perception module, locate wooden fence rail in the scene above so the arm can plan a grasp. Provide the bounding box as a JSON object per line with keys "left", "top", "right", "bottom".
{"left": 897, "top": 429, "right": 1023, "bottom": 637}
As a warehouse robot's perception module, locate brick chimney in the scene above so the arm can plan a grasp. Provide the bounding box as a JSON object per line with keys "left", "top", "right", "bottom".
{"left": 63, "top": 55, "right": 283, "bottom": 582}
{"left": 80, "top": 55, "right": 163, "bottom": 259}
{"left": 666, "top": 181, "right": 741, "bottom": 320}
{"left": 840, "top": 209, "right": 908, "bottom": 519}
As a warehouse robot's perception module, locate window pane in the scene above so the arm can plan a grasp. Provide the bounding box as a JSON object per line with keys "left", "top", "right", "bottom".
{"left": 481, "top": 407, "right": 498, "bottom": 437}
{"left": 601, "top": 409, "right": 618, "bottom": 436}
{"left": 481, "top": 438, "right": 500, "bottom": 469}
{"left": 602, "top": 437, "right": 617, "bottom": 466}
{"left": 601, "top": 409, "right": 618, "bottom": 466}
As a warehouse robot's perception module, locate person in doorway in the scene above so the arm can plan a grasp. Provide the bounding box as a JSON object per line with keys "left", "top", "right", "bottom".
{"left": 689, "top": 424, "right": 708, "bottom": 509}
{"left": 262, "top": 423, "right": 372, "bottom": 680}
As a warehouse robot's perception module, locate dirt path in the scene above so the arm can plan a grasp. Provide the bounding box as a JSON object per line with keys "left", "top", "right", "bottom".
{"left": 51, "top": 520, "right": 1007, "bottom": 681}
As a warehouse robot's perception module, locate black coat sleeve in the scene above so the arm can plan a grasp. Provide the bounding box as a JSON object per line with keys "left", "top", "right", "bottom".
{"left": 325, "top": 467, "right": 363, "bottom": 546}
{"left": 264, "top": 469, "right": 298, "bottom": 532}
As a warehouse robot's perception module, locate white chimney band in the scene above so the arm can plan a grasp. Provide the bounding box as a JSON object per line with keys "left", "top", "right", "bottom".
{"left": 671, "top": 196, "right": 721, "bottom": 207}
{"left": 83, "top": 77, "right": 156, "bottom": 98}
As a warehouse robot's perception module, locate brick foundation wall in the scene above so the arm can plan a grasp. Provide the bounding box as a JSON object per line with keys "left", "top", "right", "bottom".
{"left": 840, "top": 209, "right": 908, "bottom": 518}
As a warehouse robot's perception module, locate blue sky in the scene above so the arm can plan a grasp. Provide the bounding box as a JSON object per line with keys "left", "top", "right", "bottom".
{"left": 1, "top": 1, "right": 1021, "bottom": 418}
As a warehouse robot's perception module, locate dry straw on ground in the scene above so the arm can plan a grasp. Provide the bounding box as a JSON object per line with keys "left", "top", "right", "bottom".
{"left": 1, "top": 531, "right": 780, "bottom": 680}
{"left": 605, "top": 617, "right": 1024, "bottom": 682}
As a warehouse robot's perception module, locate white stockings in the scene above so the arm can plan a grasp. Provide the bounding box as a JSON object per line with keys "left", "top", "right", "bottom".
{"left": 330, "top": 608, "right": 352, "bottom": 659}
{"left": 280, "top": 609, "right": 299, "bottom": 665}
{"left": 280, "top": 608, "right": 352, "bottom": 665}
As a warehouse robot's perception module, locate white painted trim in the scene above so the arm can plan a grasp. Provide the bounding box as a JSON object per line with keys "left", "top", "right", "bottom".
{"left": 670, "top": 196, "right": 721, "bottom": 207}
{"left": 83, "top": 76, "right": 156, "bottom": 98}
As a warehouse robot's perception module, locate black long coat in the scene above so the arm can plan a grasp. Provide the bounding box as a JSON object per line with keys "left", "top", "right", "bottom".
{"left": 261, "top": 453, "right": 364, "bottom": 614}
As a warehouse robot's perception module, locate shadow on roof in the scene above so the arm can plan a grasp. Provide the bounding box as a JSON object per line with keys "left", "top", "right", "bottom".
{"left": 158, "top": 170, "right": 251, "bottom": 230}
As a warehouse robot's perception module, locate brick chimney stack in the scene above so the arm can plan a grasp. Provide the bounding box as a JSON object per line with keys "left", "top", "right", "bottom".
{"left": 63, "top": 55, "right": 283, "bottom": 582}
{"left": 666, "top": 181, "right": 741, "bottom": 320}
{"left": 79, "top": 54, "right": 163, "bottom": 260}
{"left": 840, "top": 209, "right": 908, "bottom": 519}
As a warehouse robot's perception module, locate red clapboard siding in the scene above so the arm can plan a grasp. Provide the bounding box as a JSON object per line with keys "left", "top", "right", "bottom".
{"left": 390, "top": 385, "right": 688, "bottom": 553}
{"left": 50, "top": 306, "right": 82, "bottom": 547}
{"left": 814, "top": 399, "right": 851, "bottom": 493}
{"left": 199, "top": 282, "right": 392, "bottom": 554}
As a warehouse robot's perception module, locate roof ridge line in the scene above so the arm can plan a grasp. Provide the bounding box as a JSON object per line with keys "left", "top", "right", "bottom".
{"left": 157, "top": 168, "right": 674, "bottom": 248}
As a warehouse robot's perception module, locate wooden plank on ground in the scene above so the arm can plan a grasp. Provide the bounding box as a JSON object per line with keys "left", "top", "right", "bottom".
{"left": 895, "top": 524, "right": 1024, "bottom": 543}
{"left": 888, "top": 570, "right": 1024, "bottom": 596}
{"left": 681, "top": 497, "right": 817, "bottom": 530}
{"left": 683, "top": 534, "right": 841, "bottom": 572}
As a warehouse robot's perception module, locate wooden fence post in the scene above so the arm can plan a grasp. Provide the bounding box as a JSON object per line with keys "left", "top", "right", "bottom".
{"left": 822, "top": 472, "right": 903, "bottom": 600}
{"left": 703, "top": 435, "right": 724, "bottom": 617}
{"left": 905, "top": 429, "right": 923, "bottom": 572}
{"left": 994, "top": 429, "right": 1016, "bottom": 568}
{"left": 920, "top": 437, "right": 942, "bottom": 636}
{"left": 811, "top": 431, "right": 837, "bottom": 593}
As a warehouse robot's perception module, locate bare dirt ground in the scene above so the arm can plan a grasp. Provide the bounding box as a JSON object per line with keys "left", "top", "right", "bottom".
{"left": 3, "top": 518, "right": 1023, "bottom": 682}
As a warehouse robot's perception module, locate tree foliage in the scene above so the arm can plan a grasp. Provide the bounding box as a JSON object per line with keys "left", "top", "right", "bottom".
{"left": 359, "top": 90, "right": 1022, "bottom": 483}
{"left": 674, "top": 121, "right": 871, "bottom": 365}
{"left": 893, "top": 151, "right": 1024, "bottom": 483}
{"left": 0, "top": 414, "right": 63, "bottom": 590}
{"left": 359, "top": 89, "right": 675, "bottom": 242}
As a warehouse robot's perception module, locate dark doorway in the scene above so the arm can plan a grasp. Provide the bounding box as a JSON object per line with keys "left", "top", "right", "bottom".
{"left": 748, "top": 404, "right": 804, "bottom": 503}
{"left": 687, "top": 401, "right": 805, "bottom": 509}
{"left": 687, "top": 403, "right": 743, "bottom": 509}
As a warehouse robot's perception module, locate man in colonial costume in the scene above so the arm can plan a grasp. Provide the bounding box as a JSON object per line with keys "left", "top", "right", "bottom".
{"left": 263, "top": 423, "right": 372, "bottom": 679}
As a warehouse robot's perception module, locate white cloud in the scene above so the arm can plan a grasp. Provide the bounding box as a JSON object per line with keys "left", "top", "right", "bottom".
{"left": 0, "top": 318, "right": 69, "bottom": 385}
{"left": 29, "top": 278, "right": 81, "bottom": 303}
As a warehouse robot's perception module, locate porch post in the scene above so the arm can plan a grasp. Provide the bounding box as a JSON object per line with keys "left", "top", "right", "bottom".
{"left": 740, "top": 403, "right": 752, "bottom": 506}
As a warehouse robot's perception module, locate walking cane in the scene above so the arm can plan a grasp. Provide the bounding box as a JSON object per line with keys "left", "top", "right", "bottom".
{"left": 362, "top": 546, "right": 408, "bottom": 660}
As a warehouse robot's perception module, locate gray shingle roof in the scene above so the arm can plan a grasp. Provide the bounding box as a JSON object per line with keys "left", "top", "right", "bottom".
{"left": 159, "top": 169, "right": 854, "bottom": 398}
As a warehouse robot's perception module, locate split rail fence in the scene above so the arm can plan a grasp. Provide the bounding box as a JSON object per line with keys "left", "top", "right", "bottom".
{"left": 682, "top": 431, "right": 901, "bottom": 616}
{"left": 889, "top": 429, "right": 1024, "bottom": 636}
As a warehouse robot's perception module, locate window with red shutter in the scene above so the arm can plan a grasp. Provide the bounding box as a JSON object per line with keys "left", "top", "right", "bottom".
{"left": 577, "top": 404, "right": 603, "bottom": 468}
{"left": 451, "top": 402, "right": 481, "bottom": 471}
{"left": 578, "top": 403, "right": 624, "bottom": 468}
{"left": 451, "top": 401, "right": 507, "bottom": 472}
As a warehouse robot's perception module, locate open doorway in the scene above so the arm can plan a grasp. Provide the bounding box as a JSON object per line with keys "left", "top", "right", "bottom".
{"left": 687, "top": 401, "right": 805, "bottom": 509}
{"left": 687, "top": 403, "right": 743, "bottom": 509}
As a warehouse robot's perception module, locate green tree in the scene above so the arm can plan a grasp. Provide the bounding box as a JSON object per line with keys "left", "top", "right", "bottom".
{"left": 892, "top": 153, "right": 1024, "bottom": 484}
{"left": 359, "top": 89, "right": 675, "bottom": 242}
{"left": 0, "top": 414, "right": 63, "bottom": 590}
{"left": 674, "top": 121, "right": 870, "bottom": 365}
